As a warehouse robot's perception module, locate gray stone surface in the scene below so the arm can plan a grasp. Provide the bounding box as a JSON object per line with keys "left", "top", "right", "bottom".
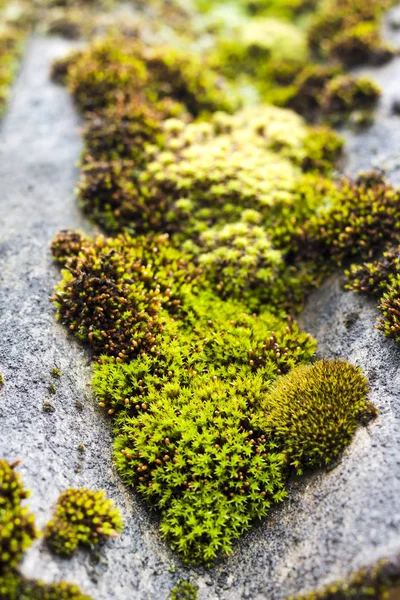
{"left": 1, "top": 24, "right": 400, "bottom": 600}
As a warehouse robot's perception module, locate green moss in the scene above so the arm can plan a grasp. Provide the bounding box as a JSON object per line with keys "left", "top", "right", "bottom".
{"left": 328, "top": 22, "right": 394, "bottom": 68}
{"left": 0, "top": 373, "right": 4, "bottom": 386}
{"left": 114, "top": 369, "right": 288, "bottom": 563}
{"left": 44, "top": 487, "right": 123, "bottom": 557}
{"left": 0, "top": 460, "right": 37, "bottom": 571}
{"left": 308, "top": 0, "right": 396, "bottom": 64}
{"left": 51, "top": 368, "right": 61, "bottom": 378}
{"left": 0, "top": 459, "right": 93, "bottom": 597}
{"left": 54, "top": 36, "right": 236, "bottom": 117}
{"left": 211, "top": 16, "right": 308, "bottom": 85}
{"left": 0, "top": 2, "right": 32, "bottom": 116}
{"left": 256, "top": 360, "right": 376, "bottom": 473}
{"left": 288, "top": 558, "right": 400, "bottom": 600}
{"left": 51, "top": 231, "right": 203, "bottom": 360}
{"left": 285, "top": 67, "right": 380, "bottom": 124}
{"left": 376, "top": 276, "right": 400, "bottom": 343}
{"left": 346, "top": 247, "right": 400, "bottom": 296}
{"left": 290, "top": 173, "right": 400, "bottom": 268}
{"left": 48, "top": 9, "right": 393, "bottom": 566}
{"left": 0, "top": 571, "right": 93, "bottom": 600}
{"left": 169, "top": 580, "right": 198, "bottom": 600}
{"left": 345, "top": 246, "right": 400, "bottom": 344}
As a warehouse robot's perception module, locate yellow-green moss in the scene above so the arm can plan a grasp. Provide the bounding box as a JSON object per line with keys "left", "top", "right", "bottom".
{"left": 44, "top": 488, "right": 123, "bottom": 557}
{"left": 256, "top": 360, "right": 376, "bottom": 473}
{"left": 169, "top": 580, "right": 198, "bottom": 600}
{"left": 0, "top": 460, "right": 37, "bottom": 571}
{"left": 0, "top": 460, "right": 92, "bottom": 599}
{"left": 288, "top": 558, "right": 400, "bottom": 600}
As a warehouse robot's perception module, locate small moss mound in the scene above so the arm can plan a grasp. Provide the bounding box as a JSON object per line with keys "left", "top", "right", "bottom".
{"left": 0, "top": 460, "right": 37, "bottom": 571}
{"left": 346, "top": 247, "right": 400, "bottom": 296}
{"left": 169, "top": 580, "right": 198, "bottom": 600}
{"left": 308, "top": 0, "right": 396, "bottom": 65}
{"left": 44, "top": 488, "right": 123, "bottom": 557}
{"left": 257, "top": 360, "right": 376, "bottom": 472}
{"left": 0, "top": 460, "right": 92, "bottom": 598}
{"left": 291, "top": 173, "right": 400, "bottom": 268}
{"left": 346, "top": 245, "right": 400, "bottom": 344}
{"left": 0, "top": 571, "right": 92, "bottom": 600}
{"left": 289, "top": 558, "right": 400, "bottom": 600}
{"left": 53, "top": 36, "right": 236, "bottom": 118}
{"left": 50, "top": 229, "right": 89, "bottom": 264}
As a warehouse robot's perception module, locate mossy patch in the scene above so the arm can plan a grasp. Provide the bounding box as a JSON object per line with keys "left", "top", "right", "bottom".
{"left": 256, "top": 360, "right": 375, "bottom": 473}
{"left": 169, "top": 580, "right": 198, "bottom": 600}
{"left": 44, "top": 488, "right": 123, "bottom": 557}
{"left": 346, "top": 245, "right": 400, "bottom": 343}
{"left": 0, "top": 459, "right": 93, "bottom": 599}
{"left": 47, "top": 18, "right": 400, "bottom": 563}
{"left": 289, "top": 557, "right": 400, "bottom": 600}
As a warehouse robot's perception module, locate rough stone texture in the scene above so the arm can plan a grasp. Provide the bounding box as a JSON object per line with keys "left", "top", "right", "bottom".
{"left": 1, "top": 24, "right": 400, "bottom": 600}
{"left": 343, "top": 6, "right": 400, "bottom": 182}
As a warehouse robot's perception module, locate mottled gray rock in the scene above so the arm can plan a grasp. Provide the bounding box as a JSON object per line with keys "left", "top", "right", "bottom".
{"left": 1, "top": 28, "right": 400, "bottom": 600}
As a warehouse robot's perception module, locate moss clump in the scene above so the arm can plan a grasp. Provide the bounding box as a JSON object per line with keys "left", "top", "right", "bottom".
{"left": 346, "top": 247, "right": 400, "bottom": 296}
{"left": 289, "top": 558, "right": 400, "bottom": 600}
{"left": 0, "top": 571, "right": 92, "bottom": 600}
{"left": 75, "top": 104, "right": 342, "bottom": 235}
{"left": 328, "top": 22, "right": 394, "bottom": 68}
{"left": 211, "top": 16, "right": 308, "bottom": 82}
{"left": 345, "top": 245, "right": 400, "bottom": 344}
{"left": 290, "top": 173, "right": 400, "bottom": 268}
{"left": 114, "top": 371, "right": 287, "bottom": 563}
{"left": 50, "top": 229, "right": 90, "bottom": 264}
{"left": 44, "top": 488, "right": 123, "bottom": 557}
{"left": 87, "top": 284, "right": 315, "bottom": 563}
{"left": 0, "top": 460, "right": 92, "bottom": 598}
{"left": 308, "top": 0, "right": 396, "bottom": 65}
{"left": 51, "top": 232, "right": 203, "bottom": 360}
{"left": 321, "top": 75, "right": 380, "bottom": 124}
{"left": 286, "top": 67, "right": 380, "bottom": 124}
{"left": 0, "top": 460, "right": 37, "bottom": 571}
{"left": 169, "top": 580, "right": 198, "bottom": 600}
{"left": 376, "top": 277, "right": 400, "bottom": 342}
{"left": 285, "top": 65, "right": 342, "bottom": 121}
{"left": 49, "top": 16, "right": 389, "bottom": 565}
{"left": 54, "top": 36, "right": 236, "bottom": 117}
{"left": 257, "top": 360, "right": 376, "bottom": 473}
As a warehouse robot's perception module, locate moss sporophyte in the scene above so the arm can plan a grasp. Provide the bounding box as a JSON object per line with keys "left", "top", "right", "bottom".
{"left": 47, "top": 0, "right": 400, "bottom": 571}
